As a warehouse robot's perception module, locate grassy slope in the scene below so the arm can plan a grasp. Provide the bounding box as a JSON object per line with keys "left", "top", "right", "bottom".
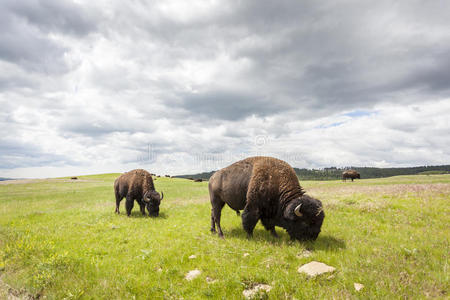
{"left": 0, "top": 174, "right": 449, "bottom": 299}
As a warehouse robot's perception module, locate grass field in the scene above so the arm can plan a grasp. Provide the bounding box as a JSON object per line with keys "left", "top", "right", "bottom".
{"left": 0, "top": 174, "right": 449, "bottom": 299}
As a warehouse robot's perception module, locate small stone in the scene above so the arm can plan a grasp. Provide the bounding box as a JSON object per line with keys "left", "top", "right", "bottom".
{"left": 297, "top": 261, "right": 335, "bottom": 277}
{"left": 297, "top": 250, "right": 312, "bottom": 258}
{"left": 206, "top": 277, "right": 217, "bottom": 284}
{"left": 242, "top": 284, "right": 272, "bottom": 299}
{"left": 188, "top": 255, "right": 197, "bottom": 259}
{"left": 111, "top": 225, "right": 120, "bottom": 229}
{"left": 185, "top": 269, "right": 201, "bottom": 281}
{"left": 354, "top": 283, "right": 364, "bottom": 291}
{"left": 243, "top": 253, "right": 250, "bottom": 257}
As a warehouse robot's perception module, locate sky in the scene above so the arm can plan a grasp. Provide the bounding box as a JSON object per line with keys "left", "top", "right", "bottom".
{"left": 1, "top": 0, "right": 450, "bottom": 178}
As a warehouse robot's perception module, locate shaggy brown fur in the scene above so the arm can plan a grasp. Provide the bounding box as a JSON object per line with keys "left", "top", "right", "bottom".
{"left": 209, "top": 156, "right": 324, "bottom": 240}
{"left": 342, "top": 170, "right": 360, "bottom": 182}
{"left": 114, "top": 169, "right": 163, "bottom": 217}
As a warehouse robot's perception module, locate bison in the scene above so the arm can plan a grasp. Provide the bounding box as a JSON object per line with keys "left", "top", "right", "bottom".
{"left": 194, "top": 178, "right": 203, "bottom": 182}
{"left": 209, "top": 156, "right": 325, "bottom": 241}
{"left": 342, "top": 170, "right": 360, "bottom": 182}
{"left": 114, "top": 169, "right": 163, "bottom": 217}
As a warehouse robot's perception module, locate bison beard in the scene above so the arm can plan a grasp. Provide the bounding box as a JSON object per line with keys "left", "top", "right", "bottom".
{"left": 209, "top": 156, "right": 325, "bottom": 241}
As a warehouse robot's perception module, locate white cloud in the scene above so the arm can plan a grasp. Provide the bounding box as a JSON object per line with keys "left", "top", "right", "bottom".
{"left": 1, "top": 0, "right": 450, "bottom": 178}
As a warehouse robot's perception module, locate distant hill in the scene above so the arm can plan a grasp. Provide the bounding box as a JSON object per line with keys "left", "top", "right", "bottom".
{"left": 175, "top": 165, "right": 450, "bottom": 181}
{"left": 173, "top": 171, "right": 215, "bottom": 181}
{"left": 0, "top": 177, "right": 14, "bottom": 181}
{"left": 294, "top": 165, "right": 450, "bottom": 180}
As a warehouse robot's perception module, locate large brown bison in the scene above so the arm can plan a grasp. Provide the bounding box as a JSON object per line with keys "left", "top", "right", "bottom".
{"left": 342, "top": 170, "right": 360, "bottom": 182}
{"left": 208, "top": 157, "right": 325, "bottom": 241}
{"left": 114, "top": 169, "right": 163, "bottom": 217}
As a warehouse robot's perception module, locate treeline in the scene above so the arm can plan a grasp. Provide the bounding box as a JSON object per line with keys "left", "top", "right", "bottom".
{"left": 173, "top": 171, "right": 216, "bottom": 181}
{"left": 294, "top": 165, "right": 450, "bottom": 180}
{"left": 175, "top": 165, "right": 450, "bottom": 181}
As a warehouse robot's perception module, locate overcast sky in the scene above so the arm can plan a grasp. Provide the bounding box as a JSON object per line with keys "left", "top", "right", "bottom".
{"left": 1, "top": 0, "right": 449, "bottom": 178}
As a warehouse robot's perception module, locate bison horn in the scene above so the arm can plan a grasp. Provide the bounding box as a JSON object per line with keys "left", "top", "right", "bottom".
{"left": 160, "top": 191, "right": 164, "bottom": 201}
{"left": 294, "top": 204, "right": 303, "bottom": 217}
{"left": 143, "top": 192, "right": 150, "bottom": 203}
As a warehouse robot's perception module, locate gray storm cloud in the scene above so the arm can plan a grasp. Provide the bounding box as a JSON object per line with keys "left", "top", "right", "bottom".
{"left": 0, "top": 0, "right": 449, "bottom": 177}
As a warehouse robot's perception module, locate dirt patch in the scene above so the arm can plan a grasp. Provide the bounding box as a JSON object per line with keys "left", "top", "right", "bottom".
{"left": 309, "top": 183, "right": 450, "bottom": 211}
{"left": 0, "top": 277, "right": 36, "bottom": 299}
{"left": 308, "top": 183, "right": 450, "bottom": 197}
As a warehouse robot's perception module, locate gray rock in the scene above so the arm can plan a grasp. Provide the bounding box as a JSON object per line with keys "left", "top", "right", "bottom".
{"left": 185, "top": 269, "right": 201, "bottom": 281}
{"left": 297, "top": 261, "right": 335, "bottom": 277}
{"left": 243, "top": 284, "right": 272, "bottom": 299}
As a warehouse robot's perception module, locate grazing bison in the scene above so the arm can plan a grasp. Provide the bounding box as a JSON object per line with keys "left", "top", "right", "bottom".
{"left": 209, "top": 157, "right": 325, "bottom": 241}
{"left": 114, "top": 169, "right": 163, "bottom": 217}
{"left": 71, "top": 177, "right": 78, "bottom": 180}
{"left": 342, "top": 170, "right": 360, "bottom": 182}
{"left": 194, "top": 178, "right": 203, "bottom": 182}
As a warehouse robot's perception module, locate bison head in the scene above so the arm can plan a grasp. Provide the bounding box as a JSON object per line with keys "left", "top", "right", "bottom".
{"left": 282, "top": 195, "right": 324, "bottom": 241}
{"left": 143, "top": 190, "right": 163, "bottom": 217}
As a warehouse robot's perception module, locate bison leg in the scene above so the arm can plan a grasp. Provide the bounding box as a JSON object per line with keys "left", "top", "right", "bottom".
{"left": 241, "top": 205, "right": 260, "bottom": 239}
{"left": 115, "top": 194, "right": 123, "bottom": 214}
{"left": 210, "top": 196, "right": 225, "bottom": 238}
{"left": 125, "top": 196, "right": 134, "bottom": 217}
{"left": 137, "top": 199, "right": 146, "bottom": 215}
{"left": 261, "top": 218, "right": 278, "bottom": 238}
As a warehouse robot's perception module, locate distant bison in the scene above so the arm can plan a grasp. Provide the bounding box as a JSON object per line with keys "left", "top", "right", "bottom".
{"left": 71, "top": 177, "right": 78, "bottom": 180}
{"left": 342, "top": 170, "right": 360, "bottom": 182}
{"left": 194, "top": 178, "right": 203, "bottom": 182}
{"left": 209, "top": 156, "right": 325, "bottom": 241}
{"left": 114, "top": 169, "right": 163, "bottom": 217}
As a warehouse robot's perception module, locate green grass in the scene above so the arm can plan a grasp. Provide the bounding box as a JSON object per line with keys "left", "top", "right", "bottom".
{"left": 0, "top": 174, "right": 449, "bottom": 299}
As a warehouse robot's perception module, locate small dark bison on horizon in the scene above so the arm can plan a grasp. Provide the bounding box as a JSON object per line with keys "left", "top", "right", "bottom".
{"left": 342, "top": 170, "right": 360, "bottom": 182}
{"left": 114, "top": 169, "right": 163, "bottom": 217}
{"left": 209, "top": 156, "right": 325, "bottom": 241}
{"left": 71, "top": 177, "right": 78, "bottom": 180}
{"left": 194, "top": 178, "right": 203, "bottom": 182}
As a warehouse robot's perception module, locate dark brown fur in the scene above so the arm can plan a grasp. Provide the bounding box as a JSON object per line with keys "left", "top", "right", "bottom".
{"left": 209, "top": 157, "right": 324, "bottom": 240}
{"left": 114, "top": 169, "right": 163, "bottom": 217}
{"left": 342, "top": 170, "right": 360, "bottom": 182}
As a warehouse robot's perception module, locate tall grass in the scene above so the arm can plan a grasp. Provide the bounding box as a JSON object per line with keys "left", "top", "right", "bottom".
{"left": 0, "top": 174, "right": 449, "bottom": 299}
